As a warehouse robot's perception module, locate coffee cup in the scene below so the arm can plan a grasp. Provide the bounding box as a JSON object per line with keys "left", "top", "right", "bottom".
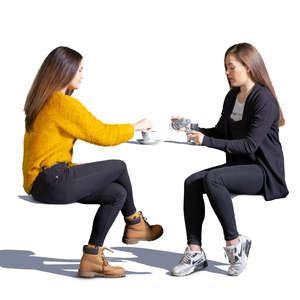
{"left": 141, "top": 130, "right": 158, "bottom": 141}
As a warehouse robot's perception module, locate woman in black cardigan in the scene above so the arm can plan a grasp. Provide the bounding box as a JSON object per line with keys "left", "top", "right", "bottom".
{"left": 171, "top": 43, "right": 288, "bottom": 277}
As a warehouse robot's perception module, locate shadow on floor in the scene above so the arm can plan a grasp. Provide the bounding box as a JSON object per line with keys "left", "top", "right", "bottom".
{"left": 0, "top": 249, "right": 149, "bottom": 278}
{"left": 0, "top": 249, "right": 80, "bottom": 277}
{"left": 0, "top": 247, "right": 227, "bottom": 278}
{"left": 18, "top": 195, "right": 40, "bottom": 204}
{"left": 111, "top": 247, "right": 228, "bottom": 275}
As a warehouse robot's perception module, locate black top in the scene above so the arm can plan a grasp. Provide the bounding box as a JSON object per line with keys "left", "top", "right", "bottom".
{"left": 199, "top": 83, "right": 289, "bottom": 201}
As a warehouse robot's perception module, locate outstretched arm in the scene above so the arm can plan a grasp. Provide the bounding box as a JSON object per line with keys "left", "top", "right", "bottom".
{"left": 55, "top": 95, "right": 134, "bottom": 146}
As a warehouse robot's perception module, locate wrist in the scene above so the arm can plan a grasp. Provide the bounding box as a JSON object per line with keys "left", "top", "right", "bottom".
{"left": 201, "top": 135, "right": 208, "bottom": 146}
{"left": 133, "top": 123, "right": 141, "bottom": 131}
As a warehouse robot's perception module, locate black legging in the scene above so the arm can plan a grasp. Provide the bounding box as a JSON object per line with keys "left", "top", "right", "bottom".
{"left": 184, "top": 163, "right": 264, "bottom": 246}
{"left": 31, "top": 160, "right": 136, "bottom": 246}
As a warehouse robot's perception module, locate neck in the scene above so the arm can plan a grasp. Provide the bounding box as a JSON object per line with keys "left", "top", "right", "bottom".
{"left": 239, "top": 81, "right": 255, "bottom": 95}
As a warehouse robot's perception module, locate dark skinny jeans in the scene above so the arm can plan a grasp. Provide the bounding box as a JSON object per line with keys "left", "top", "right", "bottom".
{"left": 184, "top": 163, "right": 264, "bottom": 246}
{"left": 31, "top": 160, "right": 137, "bottom": 246}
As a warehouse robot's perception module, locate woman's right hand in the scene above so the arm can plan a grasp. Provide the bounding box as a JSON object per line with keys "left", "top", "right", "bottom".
{"left": 133, "top": 118, "right": 152, "bottom": 131}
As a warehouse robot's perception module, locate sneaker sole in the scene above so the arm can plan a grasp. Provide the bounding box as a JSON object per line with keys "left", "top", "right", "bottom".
{"left": 78, "top": 270, "right": 126, "bottom": 278}
{"left": 245, "top": 240, "right": 252, "bottom": 257}
{"left": 171, "top": 260, "right": 208, "bottom": 276}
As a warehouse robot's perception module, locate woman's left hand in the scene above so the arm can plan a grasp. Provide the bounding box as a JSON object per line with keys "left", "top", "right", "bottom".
{"left": 186, "top": 130, "right": 205, "bottom": 145}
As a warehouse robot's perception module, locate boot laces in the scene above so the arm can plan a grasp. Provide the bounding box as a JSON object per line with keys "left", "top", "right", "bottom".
{"left": 100, "top": 247, "right": 114, "bottom": 266}
{"left": 139, "top": 211, "right": 150, "bottom": 226}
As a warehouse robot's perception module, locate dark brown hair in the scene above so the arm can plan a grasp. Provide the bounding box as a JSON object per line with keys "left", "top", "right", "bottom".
{"left": 24, "top": 46, "right": 83, "bottom": 132}
{"left": 225, "top": 43, "right": 285, "bottom": 127}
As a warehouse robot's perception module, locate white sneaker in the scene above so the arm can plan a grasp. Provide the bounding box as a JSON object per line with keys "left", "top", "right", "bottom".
{"left": 171, "top": 247, "right": 208, "bottom": 276}
{"left": 224, "top": 234, "right": 252, "bottom": 276}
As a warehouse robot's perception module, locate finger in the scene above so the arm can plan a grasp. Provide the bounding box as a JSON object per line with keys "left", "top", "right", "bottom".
{"left": 170, "top": 116, "right": 181, "bottom": 120}
{"left": 188, "top": 130, "right": 197, "bottom": 134}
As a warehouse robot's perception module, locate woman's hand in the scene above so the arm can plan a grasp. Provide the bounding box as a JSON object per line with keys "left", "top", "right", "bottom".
{"left": 170, "top": 115, "right": 185, "bottom": 132}
{"left": 186, "top": 130, "right": 205, "bottom": 145}
{"left": 133, "top": 118, "right": 152, "bottom": 131}
{"left": 170, "top": 116, "right": 183, "bottom": 121}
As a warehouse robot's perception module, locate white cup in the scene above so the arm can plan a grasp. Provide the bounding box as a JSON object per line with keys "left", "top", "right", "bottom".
{"left": 141, "top": 130, "right": 159, "bottom": 141}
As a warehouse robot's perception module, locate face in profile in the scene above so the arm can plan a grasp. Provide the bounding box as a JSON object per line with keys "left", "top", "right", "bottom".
{"left": 225, "top": 54, "right": 250, "bottom": 87}
{"left": 68, "top": 60, "right": 84, "bottom": 90}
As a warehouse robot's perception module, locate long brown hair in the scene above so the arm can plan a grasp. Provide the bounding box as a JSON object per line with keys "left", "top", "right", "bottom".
{"left": 225, "top": 43, "right": 285, "bottom": 127}
{"left": 24, "top": 46, "right": 83, "bottom": 132}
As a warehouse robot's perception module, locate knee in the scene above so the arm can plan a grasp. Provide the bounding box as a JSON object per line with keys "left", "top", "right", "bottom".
{"left": 111, "top": 159, "right": 127, "bottom": 172}
{"left": 203, "top": 170, "right": 223, "bottom": 192}
{"left": 111, "top": 184, "right": 127, "bottom": 208}
{"left": 184, "top": 174, "right": 197, "bottom": 190}
{"left": 184, "top": 173, "right": 205, "bottom": 199}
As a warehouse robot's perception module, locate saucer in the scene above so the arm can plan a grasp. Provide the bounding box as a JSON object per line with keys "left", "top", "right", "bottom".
{"left": 136, "top": 139, "right": 160, "bottom": 145}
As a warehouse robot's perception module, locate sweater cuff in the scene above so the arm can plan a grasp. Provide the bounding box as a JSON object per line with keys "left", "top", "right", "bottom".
{"left": 201, "top": 135, "right": 210, "bottom": 146}
{"left": 120, "top": 124, "right": 135, "bottom": 142}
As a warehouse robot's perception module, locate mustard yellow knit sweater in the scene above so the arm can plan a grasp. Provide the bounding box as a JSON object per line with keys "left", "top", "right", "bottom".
{"left": 23, "top": 91, "right": 134, "bottom": 194}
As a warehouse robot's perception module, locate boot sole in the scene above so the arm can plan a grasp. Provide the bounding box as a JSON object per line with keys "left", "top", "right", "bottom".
{"left": 122, "top": 235, "right": 162, "bottom": 245}
{"left": 122, "top": 232, "right": 163, "bottom": 244}
{"left": 78, "top": 270, "right": 126, "bottom": 278}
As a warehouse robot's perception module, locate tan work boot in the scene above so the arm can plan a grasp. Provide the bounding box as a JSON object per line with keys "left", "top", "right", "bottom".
{"left": 78, "top": 245, "right": 125, "bottom": 278}
{"left": 122, "top": 211, "right": 163, "bottom": 244}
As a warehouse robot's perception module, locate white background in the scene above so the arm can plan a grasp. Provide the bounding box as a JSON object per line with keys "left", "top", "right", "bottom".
{"left": 0, "top": 0, "right": 299, "bottom": 299}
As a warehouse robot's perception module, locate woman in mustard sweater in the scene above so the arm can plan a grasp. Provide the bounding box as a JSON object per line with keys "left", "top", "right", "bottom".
{"left": 23, "top": 46, "right": 163, "bottom": 278}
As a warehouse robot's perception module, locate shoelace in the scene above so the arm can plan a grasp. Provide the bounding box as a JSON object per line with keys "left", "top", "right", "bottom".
{"left": 180, "top": 251, "right": 194, "bottom": 264}
{"left": 224, "top": 249, "right": 241, "bottom": 265}
{"left": 224, "top": 251, "right": 235, "bottom": 264}
{"left": 139, "top": 211, "right": 150, "bottom": 226}
{"left": 100, "top": 247, "right": 114, "bottom": 266}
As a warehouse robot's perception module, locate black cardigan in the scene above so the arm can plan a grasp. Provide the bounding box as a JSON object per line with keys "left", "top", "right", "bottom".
{"left": 199, "top": 83, "right": 289, "bottom": 201}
